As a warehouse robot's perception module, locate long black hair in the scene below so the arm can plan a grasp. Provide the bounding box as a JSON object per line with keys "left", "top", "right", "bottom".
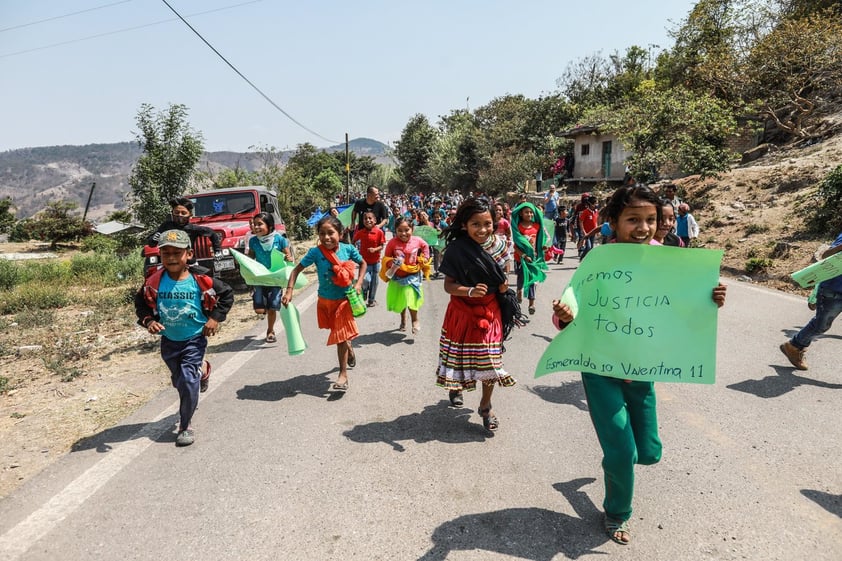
{"left": 440, "top": 197, "right": 496, "bottom": 245}
{"left": 316, "top": 214, "right": 343, "bottom": 234}
{"left": 253, "top": 211, "right": 275, "bottom": 231}
{"left": 603, "top": 185, "right": 662, "bottom": 226}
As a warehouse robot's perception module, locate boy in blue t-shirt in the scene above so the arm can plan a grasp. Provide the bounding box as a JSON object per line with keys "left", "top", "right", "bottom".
{"left": 780, "top": 231, "right": 842, "bottom": 371}
{"left": 135, "top": 230, "right": 234, "bottom": 447}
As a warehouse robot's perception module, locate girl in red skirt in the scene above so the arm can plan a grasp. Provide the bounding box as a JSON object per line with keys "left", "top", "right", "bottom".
{"left": 435, "top": 197, "right": 522, "bottom": 431}
{"left": 282, "top": 215, "right": 366, "bottom": 391}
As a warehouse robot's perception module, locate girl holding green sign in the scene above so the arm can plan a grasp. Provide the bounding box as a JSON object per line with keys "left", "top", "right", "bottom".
{"left": 552, "top": 185, "right": 727, "bottom": 545}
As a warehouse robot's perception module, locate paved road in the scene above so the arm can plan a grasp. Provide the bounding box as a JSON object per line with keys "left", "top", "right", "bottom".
{"left": 1, "top": 257, "right": 841, "bottom": 560}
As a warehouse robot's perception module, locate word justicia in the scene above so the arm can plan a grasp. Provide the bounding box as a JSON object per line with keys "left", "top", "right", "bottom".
{"left": 585, "top": 287, "right": 671, "bottom": 310}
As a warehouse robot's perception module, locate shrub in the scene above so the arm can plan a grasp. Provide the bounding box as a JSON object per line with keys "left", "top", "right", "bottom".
{"left": 745, "top": 257, "right": 773, "bottom": 274}
{"left": 0, "top": 260, "right": 21, "bottom": 291}
{"left": 0, "top": 284, "right": 69, "bottom": 314}
{"left": 80, "top": 234, "right": 118, "bottom": 254}
{"left": 745, "top": 223, "right": 769, "bottom": 235}
{"left": 810, "top": 164, "right": 842, "bottom": 236}
{"left": 0, "top": 377, "right": 8, "bottom": 393}
{"left": 13, "top": 308, "right": 55, "bottom": 329}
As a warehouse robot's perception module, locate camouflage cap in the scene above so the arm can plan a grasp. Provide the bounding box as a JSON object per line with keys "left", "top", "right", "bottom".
{"left": 158, "top": 229, "right": 191, "bottom": 249}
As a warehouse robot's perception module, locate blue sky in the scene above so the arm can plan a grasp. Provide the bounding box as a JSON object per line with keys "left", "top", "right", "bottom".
{"left": 0, "top": 0, "right": 698, "bottom": 153}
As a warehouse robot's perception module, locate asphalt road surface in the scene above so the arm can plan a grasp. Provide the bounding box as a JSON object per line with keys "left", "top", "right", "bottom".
{"left": 1, "top": 254, "right": 841, "bottom": 561}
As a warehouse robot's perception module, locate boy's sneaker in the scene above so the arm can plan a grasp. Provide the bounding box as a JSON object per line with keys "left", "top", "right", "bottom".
{"left": 176, "top": 429, "right": 195, "bottom": 447}
{"left": 200, "top": 360, "right": 211, "bottom": 392}
{"left": 779, "top": 341, "right": 808, "bottom": 370}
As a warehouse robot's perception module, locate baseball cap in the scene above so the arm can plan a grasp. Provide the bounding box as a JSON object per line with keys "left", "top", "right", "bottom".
{"left": 158, "top": 229, "right": 191, "bottom": 249}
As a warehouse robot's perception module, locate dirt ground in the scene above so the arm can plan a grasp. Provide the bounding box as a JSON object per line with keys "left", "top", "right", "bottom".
{"left": 2, "top": 129, "right": 841, "bottom": 498}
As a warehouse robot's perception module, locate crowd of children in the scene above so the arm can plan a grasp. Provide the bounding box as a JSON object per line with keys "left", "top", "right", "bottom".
{"left": 137, "top": 182, "right": 729, "bottom": 546}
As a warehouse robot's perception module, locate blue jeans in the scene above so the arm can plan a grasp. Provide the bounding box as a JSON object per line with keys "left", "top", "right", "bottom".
{"left": 362, "top": 261, "right": 380, "bottom": 304}
{"left": 792, "top": 285, "right": 842, "bottom": 349}
{"left": 160, "top": 334, "right": 207, "bottom": 431}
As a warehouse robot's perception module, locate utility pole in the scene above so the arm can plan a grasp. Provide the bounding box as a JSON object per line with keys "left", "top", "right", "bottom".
{"left": 345, "top": 132, "right": 350, "bottom": 201}
{"left": 82, "top": 182, "right": 96, "bottom": 222}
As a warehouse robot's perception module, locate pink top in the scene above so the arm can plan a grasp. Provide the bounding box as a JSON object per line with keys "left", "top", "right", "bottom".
{"left": 384, "top": 236, "right": 430, "bottom": 265}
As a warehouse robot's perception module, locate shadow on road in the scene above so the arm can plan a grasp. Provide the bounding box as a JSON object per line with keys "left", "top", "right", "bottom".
{"left": 235, "top": 370, "right": 336, "bottom": 402}
{"left": 207, "top": 334, "right": 259, "bottom": 354}
{"left": 343, "top": 401, "right": 493, "bottom": 451}
{"left": 71, "top": 414, "right": 179, "bottom": 453}
{"left": 525, "top": 381, "right": 589, "bottom": 412}
{"left": 417, "top": 477, "right": 607, "bottom": 560}
{"left": 801, "top": 489, "right": 842, "bottom": 518}
{"left": 352, "top": 330, "right": 413, "bottom": 347}
{"left": 726, "top": 365, "right": 842, "bottom": 398}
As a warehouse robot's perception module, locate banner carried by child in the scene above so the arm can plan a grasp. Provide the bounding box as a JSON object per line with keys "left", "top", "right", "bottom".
{"left": 535, "top": 244, "right": 724, "bottom": 384}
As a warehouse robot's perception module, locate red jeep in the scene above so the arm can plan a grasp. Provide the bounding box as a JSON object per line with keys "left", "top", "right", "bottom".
{"left": 142, "top": 186, "right": 289, "bottom": 282}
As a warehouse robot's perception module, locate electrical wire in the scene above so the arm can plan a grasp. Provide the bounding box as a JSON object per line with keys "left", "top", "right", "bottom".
{"left": 160, "top": 0, "right": 339, "bottom": 144}
{"left": 0, "top": 0, "right": 263, "bottom": 59}
{"left": 0, "top": 0, "right": 133, "bottom": 33}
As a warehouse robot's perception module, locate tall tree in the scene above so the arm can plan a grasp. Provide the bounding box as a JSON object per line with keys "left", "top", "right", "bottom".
{"left": 395, "top": 114, "right": 437, "bottom": 193}
{"left": 128, "top": 103, "right": 204, "bottom": 229}
{"left": 0, "top": 198, "right": 16, "bottom": 234}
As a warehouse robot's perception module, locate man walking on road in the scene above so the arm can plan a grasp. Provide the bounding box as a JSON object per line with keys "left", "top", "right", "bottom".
{"left": 780, "top": 231, "right": 842, "bottom": 370}
{"left": 351, "top": 186, "right": 390, "bottom": 233}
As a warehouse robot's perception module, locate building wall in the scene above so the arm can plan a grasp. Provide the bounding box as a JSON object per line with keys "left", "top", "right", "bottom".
{"left": 572, "top": 133, "right": 631, "bottom": 180}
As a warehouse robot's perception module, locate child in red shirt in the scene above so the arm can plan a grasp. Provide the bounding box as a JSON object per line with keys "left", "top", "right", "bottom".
{"left": 352, "top": 210, "right": 386, "bottom": 307}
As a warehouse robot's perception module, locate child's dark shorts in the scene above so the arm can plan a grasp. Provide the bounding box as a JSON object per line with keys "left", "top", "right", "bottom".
{"left": 252, "top": 286, "right": 282, "bottom": 311}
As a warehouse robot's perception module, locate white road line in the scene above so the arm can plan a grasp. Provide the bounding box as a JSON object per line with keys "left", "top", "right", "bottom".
{"left": 0, "top": 292, "right": 316, "bottom": 560}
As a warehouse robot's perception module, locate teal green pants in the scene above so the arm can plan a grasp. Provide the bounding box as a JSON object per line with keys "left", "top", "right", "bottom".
{"left": 581, "top": 372, "right": 662, "bottom": 521}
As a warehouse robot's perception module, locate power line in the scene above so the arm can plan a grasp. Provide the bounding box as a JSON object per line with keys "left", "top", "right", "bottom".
{"left": 0, "top": 1, "right": 264, "bottom": 59}
{"left": 0, "top": 0, "right": 133, "bottom": 33}
{"left": 160, "top": 0, "right": 340, "bottom": 144}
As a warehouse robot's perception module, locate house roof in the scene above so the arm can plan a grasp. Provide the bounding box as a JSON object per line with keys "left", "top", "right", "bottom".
{"left": 93, "top": 221, "right": 145, "bottom": 236}
{"left": 560, "top": 125, "right": 600, "bottom": 138}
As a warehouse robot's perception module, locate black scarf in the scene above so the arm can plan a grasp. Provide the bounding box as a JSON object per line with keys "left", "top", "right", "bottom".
{"left": 440, "top": 235, "right": 526, "bottom": 344}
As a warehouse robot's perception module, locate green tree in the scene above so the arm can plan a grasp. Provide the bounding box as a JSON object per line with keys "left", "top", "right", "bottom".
{"left": 19, "top": 201, "right": 91, "bottom": 249}
{"left": 744, "top": 9, "right": 842, "bottom": 139}
{"left": 0, "top": 198, "right": 16, "bottom": 234}
{"left": 128, "top": 103, "right": 204, "bottom": 229}
{"left": 596, "top": 86, "right": 737, "bottom": 181}
{"left": 477, "top": 148, "right": 541, "bottom": 197}
{"left": 810, "top": 164, "right": 842, "bottom": 235}
{"left": 428, "top": 110, "right": 483, "bottom": 193}
{"left": 105, "top": 210, "right": 133, "bottom": 223}
{"left": 395, "top": 114, "right": 437, "bottom": 192}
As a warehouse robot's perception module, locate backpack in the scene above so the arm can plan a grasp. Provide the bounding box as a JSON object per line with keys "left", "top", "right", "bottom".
{"left": 141, "top": 267, "right": 218, "bottom": 317}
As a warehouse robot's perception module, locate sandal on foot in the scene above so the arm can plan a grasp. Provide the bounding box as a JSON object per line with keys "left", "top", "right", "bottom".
{"left": 449, "top": 390, "right": 464, "bottom": 407}
{"left": 200, "top": 360, "right": 211, "bottom": 393}
{"left": 412, "top": 321, "right": 421, "bottom": 334}
{"left": 332, "top": 381, "right": 348, "bottom": 391}
{"left": 528, "top": 306, "right": 536, "bottom": 315}
{"left": 266, "top": 332, "right": 277, "bottom": 343}
{"left": 477, "top": 406, "right": 499, "bottom": 431}
{"left": 604, "top": 517, "right": 631, "bottom": 545}
{"left": 347, "top": 350, "right": 356, "bottom": 368}
{"left": 398, "top": 322, "right": 406, "bottom": 332}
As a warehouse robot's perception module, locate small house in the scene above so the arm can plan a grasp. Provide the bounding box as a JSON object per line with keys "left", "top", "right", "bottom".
{"left": 560, "top": 125, "right": 632, "bottom": 184}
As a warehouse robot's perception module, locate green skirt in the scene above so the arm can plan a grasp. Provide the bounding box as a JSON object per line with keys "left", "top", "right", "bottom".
{"left": 386, "top": 279, "right": 424, "bottom": 312}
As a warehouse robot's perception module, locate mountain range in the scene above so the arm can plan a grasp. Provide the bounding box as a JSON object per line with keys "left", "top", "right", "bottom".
{"left": 0, "top": 138, "right": 390, "bottom": 220}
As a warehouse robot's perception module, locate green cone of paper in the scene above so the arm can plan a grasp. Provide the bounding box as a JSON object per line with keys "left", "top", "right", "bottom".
{"left": 231, "top": 250, "right": 308, "bottom": 288}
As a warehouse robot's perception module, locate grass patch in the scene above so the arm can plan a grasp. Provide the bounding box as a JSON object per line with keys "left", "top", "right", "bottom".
{"left": 0, "top": 376, "right": 8, "bottom": 393}
{"left": 746, "top": 257, "right": 773, "bottom": 274}
{"left": 745, "top": 223, "right": 770, "bottom": 235}
{"left": 13, "top": 308, "right": 56, "bottom": 329}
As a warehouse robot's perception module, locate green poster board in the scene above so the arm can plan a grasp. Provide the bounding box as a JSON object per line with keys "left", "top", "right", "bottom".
{"left": 790, "top": 252, "right": 842, "bottom": 288}
{"left": 337, "top": 205, "right": 353, "bottom": 228}
{"left": 231, "top": 249, "right": 308, "bottom": 288}
{"left": 535, "top": 244, "right": 724, "bottom": 384}
{"left": 414, "top": 225, "right": 445, "bottom": 250}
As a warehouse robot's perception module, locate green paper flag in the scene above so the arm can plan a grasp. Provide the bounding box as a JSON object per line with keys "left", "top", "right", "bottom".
{"left": 337, "top": 205, "right": 353, "bottom": 228}
{"left": 231, "top": 250, "right": 308, "bottom": 288}
{"left": 414, "top": 225, "right": 445, "bottom": 250}
{"left": 790, "top": 252, "right": 842, "bottom": 288}
{"left": 542, "top": 216, "right": 556, "bottom": 248}
{"left": 535, "top": 244, "right": 724, "bottom": 384}
{"left": 279, "top": 302, "right": 307, "bottom": 355}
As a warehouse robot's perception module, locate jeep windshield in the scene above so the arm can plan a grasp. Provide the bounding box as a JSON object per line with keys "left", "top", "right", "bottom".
{"left": 190, "top": 192, "right": 257, "bottom": 218}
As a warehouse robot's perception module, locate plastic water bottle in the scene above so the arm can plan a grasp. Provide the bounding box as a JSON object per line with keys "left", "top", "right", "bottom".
{"left": 345, "top": 286, "right": 367, "bottom": 317}
{"left": 386, "top": 255, "right": 403, "bottom": 279}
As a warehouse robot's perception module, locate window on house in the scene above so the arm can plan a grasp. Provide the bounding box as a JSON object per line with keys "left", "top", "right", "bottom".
{"left": 581, "top": 144, "right": 590, "bottom": 156}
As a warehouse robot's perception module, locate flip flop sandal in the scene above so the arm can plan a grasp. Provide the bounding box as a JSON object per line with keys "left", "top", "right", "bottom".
{"left": 332, "top": 381, "right": 348, "bottom": 391}
{"left": 347, "top": 351, "right": 356, "bottom": 368}
{"left": 604, "top": 517, "right": 631, "bottom": 545}
{"left": 477, "top": 406, "right": 499, "bottom": 431}
{"left": 265, "top": 332, "right": 277, "bottom": 343}
{"left": 449, "top": 390, "right": 464, "bottom": 407}
{"left": 398, "top": 322, "right": 406, "bottom": 332}
{"left": 200, "top": 360, "right": 211, "bottom": 393}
